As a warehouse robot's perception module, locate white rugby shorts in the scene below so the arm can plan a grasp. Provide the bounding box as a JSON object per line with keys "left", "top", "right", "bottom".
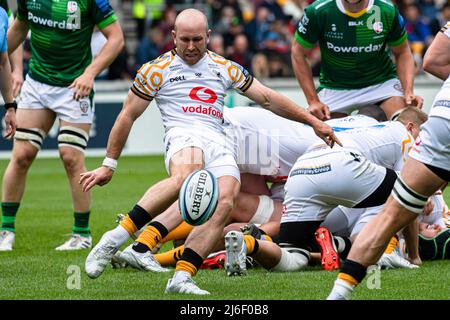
{"left": 164, "top": 126, "right": 240, "bottom": 181}
{"left": 281, "top": 146, "right": 386, "bottom": 223}
{"left": 18, "top": 75, "right": 94, "bottom": 124}
{"left": 318, "top": 78, "right": 403, "bottom": 114}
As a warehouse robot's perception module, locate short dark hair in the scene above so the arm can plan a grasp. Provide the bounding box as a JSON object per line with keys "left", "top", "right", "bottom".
{"left": 396, "top": 107, "right": 428, "bottom": 126}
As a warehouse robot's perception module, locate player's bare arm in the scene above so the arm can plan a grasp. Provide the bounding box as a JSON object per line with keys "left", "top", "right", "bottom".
{"left": 390, "top": 40, "right": 424, "bottom": 108}
{"left": 291, "top": 40, "right": 330, "bottom": 120}
{"left": 69, "top": 21, "right": 124, "bottom": 101}
{"left": 0, "top": 51, "right": 16, "bottom": 139}
{"left": 9, "top": 45, "right": 23, "bottom": 98}
{"left": 402, "top": 217, "right": 422, "bottom": 265}
{"left": 79, "top": 91, "right": 148, "bottom": 192}
{"left": 6, "top": 18, "right": 28, "bottom": 54}
{"left": 243, "top": 77, "right": 341, "bottom": 148}
{"left": 423, "top": 31, "right": 450, "bottom": 81}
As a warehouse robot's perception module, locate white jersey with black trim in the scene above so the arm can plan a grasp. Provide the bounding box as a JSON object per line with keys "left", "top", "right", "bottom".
{"left": 223, "top": 107, "right": 318, "bottom": 179}
{"left": 328, "top": 121, "right": 414, "bottom": 171}
{"left": 131, "top": 50, "right": 253, "bottom": 133}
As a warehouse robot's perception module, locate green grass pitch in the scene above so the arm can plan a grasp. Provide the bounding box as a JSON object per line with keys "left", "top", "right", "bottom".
{"left": 0, "top": 155, "right": 449, "bottom": 300}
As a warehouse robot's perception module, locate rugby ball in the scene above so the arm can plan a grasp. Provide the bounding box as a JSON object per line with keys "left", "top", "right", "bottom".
{"left": 179, "top": 169, "right": 219, "bottom": 226}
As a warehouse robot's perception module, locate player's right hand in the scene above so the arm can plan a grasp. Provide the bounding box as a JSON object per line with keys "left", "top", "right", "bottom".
{"left": 307, "top": 101, "right": 331, "bottom": 120}
{"left": 3, "top": 108, "right": 17, "bottom": 140}
{"left": 79, "top": 166, "right": 114, "bottom": 192}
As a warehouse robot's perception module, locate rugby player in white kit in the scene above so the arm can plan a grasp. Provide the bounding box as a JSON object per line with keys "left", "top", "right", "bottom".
{"left": 224, "top": 107, "right": 428, "bottom": 277}
{"left": 79, "top": 9, "right": 339, "bottom": 295}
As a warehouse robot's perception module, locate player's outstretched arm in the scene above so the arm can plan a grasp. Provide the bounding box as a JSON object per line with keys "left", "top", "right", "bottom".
{"left": 79, "top": 91, "right": 149, "bottom": 192}
{"left": 391, "top": 41, "right": 424, "bottom": 108}
{"left": 423, "top": 31, "right": 450, "bottom": 81}
{"left": 291, "top": 40, "right": 330, "bottom": 120}
{"left": 243, "top": 77, "right": 341, "bottom": 148}
{"left": 69, "top": 22, "right": 124, "bottom": 101}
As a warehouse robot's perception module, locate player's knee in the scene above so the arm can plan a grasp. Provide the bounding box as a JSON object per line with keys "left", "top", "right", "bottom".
{"left": 59, "top": 147, "right": 84, "bottom": 172}
{"left": 271, "top": 247, "right": 310, "bottom": 272}
{"left": 218, "top": 192, "right": 236, "bottom": 214}
{"left": 11, "top": 148, "right": 36, "bottom": 170}
{"left": 391, "top": 176, "right": 428, "bottom": 214}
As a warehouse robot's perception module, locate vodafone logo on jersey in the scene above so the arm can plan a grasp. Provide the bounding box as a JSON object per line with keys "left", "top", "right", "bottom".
{"left": 182, "top": 86, "right": 223, "bottom": 119}
{"left": 189, "top": 86, "right": 218, "bottom": 104}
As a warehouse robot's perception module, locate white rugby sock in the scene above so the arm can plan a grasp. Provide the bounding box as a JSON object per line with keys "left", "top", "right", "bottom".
{"left": 105, "top": 225, "right": 130, "bottom": 246}
{"left": 327, "top": 279, "right": 354, "bottom": 300}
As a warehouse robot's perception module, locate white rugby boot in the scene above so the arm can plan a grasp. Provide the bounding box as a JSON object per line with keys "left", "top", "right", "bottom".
{"left": 85, "top": 231, "right": 121, "bottom": 278}
{"left": 377, "top": 252, "right": 420, "bottom": 270}
{"left": 55, "top": 234, "right": 92, "bottom": 251}
{"left": 165, "top": 271, "right": 210, "bottom": 295}
{"left": 0, "top": 230, "right": 15, "bottom": 251}
{"left": 224, "top": 231, "right": 247, "bottom": 276}
{"left": 115, "top": 243, "right": 169, "bottom": 272}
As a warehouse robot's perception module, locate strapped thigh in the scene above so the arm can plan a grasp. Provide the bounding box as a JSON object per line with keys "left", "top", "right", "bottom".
{"left": 14, "top": 128, "right": 47, "bottom": 150}
{"left": 58, "top": 126, "right": 90, "bottom": 152}
{"left": 391, "top": 176, "right": 428, "bottom": 214}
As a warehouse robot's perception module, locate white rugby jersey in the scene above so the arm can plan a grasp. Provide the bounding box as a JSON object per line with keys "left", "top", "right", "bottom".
{"left": 224, "top": 107, "right": 318, "bottom": 179}
{"left": 306, "top": 121, "right": 414, "bottom": 171}
{"left": 325, "top": 114, "right": 379, "bottom": 129}
{"left": 131, "top": 50, "right": 253, "bottom": 133}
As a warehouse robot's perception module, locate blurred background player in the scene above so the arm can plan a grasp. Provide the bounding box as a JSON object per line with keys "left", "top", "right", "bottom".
{"left": 327, "top": 22, "right": 450, "bottom": 300}
{"left": 0, "top": 0, "right": 124, "bottom": 251}
{"left": 292, "top": 0, "right": 423, "bottom": 120}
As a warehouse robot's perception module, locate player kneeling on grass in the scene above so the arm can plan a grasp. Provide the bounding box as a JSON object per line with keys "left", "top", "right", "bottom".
{"left": 223, "top": 108, "right": 428, "bottom": 277}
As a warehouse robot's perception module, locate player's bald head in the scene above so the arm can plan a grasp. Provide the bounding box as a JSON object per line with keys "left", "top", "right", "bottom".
{"left": 172, "top": 9, "right": 211, "bottom": 65}
{"left": 174, "top": 9, "right": 209, "bottom": 32}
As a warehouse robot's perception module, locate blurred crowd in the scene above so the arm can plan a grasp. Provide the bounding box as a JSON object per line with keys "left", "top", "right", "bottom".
{"left": 18, "top": 0, "right": 450, "bottom": 80}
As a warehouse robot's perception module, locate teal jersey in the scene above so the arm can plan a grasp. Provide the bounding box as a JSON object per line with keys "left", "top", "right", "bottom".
{"left": 17, "top": 0, "right": 117, "bottom": 86}
{"left": 295, "top": 0, "right": 407, "bottom": 89}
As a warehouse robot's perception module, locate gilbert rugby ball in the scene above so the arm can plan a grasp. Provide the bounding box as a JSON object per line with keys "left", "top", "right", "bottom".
{"left": 179, "top": 169, "right": 219, "bottom": 226}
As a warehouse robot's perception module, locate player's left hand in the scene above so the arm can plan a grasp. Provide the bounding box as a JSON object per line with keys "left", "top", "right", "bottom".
{"left": 3, "top": 109, "right": 17, "bottom": 140}
{"left": 312, "top": 121, "right": 342, "bottom": 148}
{"left": 69, "top": 72, "right": 95, "bottom": 101}
{"left": 405, "top": 94, "right": 424, "bottom": 109}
